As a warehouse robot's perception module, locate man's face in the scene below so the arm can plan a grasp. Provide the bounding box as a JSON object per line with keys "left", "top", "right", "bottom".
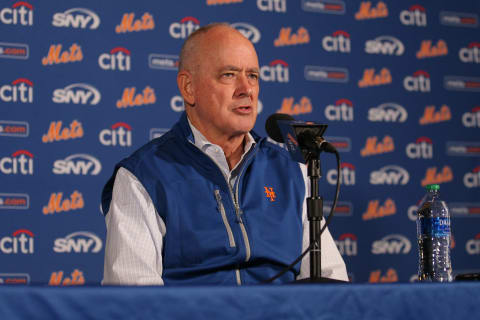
{"left": 187, "top": 28, "right": 260, "bottom": 141}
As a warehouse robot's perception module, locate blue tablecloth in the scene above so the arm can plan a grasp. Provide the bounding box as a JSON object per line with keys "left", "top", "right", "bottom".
{"left": 0, "top": 282, "right": 478, "bottom": 320}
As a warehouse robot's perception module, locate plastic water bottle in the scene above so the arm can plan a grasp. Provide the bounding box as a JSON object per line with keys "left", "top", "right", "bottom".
{"left": 416, "top": 184, "right": 453, "bottom": 282}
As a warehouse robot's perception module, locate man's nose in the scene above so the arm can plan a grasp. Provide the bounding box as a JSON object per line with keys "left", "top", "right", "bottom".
{"left": 234, "top": 73, "right": 254, "bottom": 98}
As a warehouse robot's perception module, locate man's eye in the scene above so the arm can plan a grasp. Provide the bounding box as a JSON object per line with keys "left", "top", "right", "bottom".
{"left": 222, "top": 72, "right": 234, "bottom": 78}
{"left": 249, "top": 73, "right": 259, "bottom": 80}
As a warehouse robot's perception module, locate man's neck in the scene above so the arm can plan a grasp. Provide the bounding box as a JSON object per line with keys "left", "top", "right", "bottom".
{"left": 187, "top": 115, "right": 247, "bottom": 170}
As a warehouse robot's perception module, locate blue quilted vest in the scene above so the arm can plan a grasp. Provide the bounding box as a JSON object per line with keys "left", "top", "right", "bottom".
{"left": 102, "top": 113, "right": 305, "bottom": 285}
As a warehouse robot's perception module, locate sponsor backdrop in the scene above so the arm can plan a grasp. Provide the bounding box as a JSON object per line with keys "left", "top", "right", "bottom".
{"left": 0, "top": 0, "right": 479, "bottom": 285}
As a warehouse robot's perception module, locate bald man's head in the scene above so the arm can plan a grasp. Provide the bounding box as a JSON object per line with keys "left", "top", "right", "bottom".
{"left": 178, "top": 23, "right": 252, "bottom": 73}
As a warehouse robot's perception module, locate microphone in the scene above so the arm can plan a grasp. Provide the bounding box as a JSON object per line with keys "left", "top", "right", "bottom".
{"left": 265, "top": 113, "right": 293, "bottom": 143}
{"left": 265, "top": 113, "right": 336, "bottom": 155}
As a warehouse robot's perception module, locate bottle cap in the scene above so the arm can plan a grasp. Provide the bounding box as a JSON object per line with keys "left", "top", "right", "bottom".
{"left": 426, "top": 184, "right": 440, "bottom": 191}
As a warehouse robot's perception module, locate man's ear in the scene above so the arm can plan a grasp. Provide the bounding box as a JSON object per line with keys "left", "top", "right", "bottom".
{"left": 177, "top": 71, "right": 195, "bottom": 106}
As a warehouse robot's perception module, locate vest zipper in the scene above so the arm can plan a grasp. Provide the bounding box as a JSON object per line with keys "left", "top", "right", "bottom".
{"left": 214, "top": 190, "right": 236, "bottom": 248}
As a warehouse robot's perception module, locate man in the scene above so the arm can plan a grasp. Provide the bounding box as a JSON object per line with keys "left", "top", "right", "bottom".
{"left": 102, "top": 23, "right": 347, "bottom": 285}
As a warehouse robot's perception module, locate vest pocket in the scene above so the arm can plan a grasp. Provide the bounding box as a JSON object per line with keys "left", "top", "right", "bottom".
{"left": 214, "top": 190, "right": 236, "bottom": 248}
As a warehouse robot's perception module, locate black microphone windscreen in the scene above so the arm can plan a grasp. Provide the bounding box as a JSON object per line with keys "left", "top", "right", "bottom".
{"left": 265, "top": 113, "right": 294, "bottom": 143}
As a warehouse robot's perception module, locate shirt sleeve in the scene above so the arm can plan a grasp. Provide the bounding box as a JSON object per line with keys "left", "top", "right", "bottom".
{"left": 297, "top": 163, "right": 349, "bottom": 282}
{"left": 102, "top": 167, "right": 166, "bottom": 285}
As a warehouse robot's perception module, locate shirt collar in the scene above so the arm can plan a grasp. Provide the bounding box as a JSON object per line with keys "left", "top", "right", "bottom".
{"left": 187, "top": 116, "right": 256, "bottom": 156}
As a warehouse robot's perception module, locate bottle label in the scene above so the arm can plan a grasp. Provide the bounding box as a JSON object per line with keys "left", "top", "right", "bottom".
{"left": 420, "top": 217, "right": 450, "bottom": 237}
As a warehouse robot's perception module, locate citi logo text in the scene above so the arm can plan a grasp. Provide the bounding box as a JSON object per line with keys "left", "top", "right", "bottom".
{"left": 368, "top": 103, "right": 407, "bottom": 122}
{"left": 0, "top": 150, "right": 33, "bottom": 175}
{"left": 361, "top": 135, "right": 394, "bottom": 157}
{"left": 369, "top": 268, "right": 398, "bottom": 283}
{"left": 464, "top": 166, "right": 480, "bottom": 188}
{"left": 363, "top": 198, "right": 396, "bottom": 220}
{"left": 365, "top": 36, "right": 404, "bottom": 56}
{"left": 370, "top": 165, "right": 409, "bottom": 185}
{"left": 358, "top": 68, "right": 392, "bottom": 88}
{"left": 325, "top": 99, "right": 353, "bottom": 121}
{"left": 52, "top": 83, "right": 101, "bottom": 105}
{"left": 43, "top": 190, "right": 84, "bottom": 215}
{"left": 327, "top": 163, "right": 355, "bottom": 186}
{"left": 463, "top": 107, "right": 480, "bottom": 127}
{"left": 335, "top": 234, "right": 358, "bottom": 256}
{"left": 42, "top": 120, "right": 84, "bottom": 143}
{"left": 0, "top": 1, "right": 33, "bottom": 26}
{"left": 416, "top": 40, "right": 448, "bottom": 59}
{"left": 99, "top": 47, "right": 131, "bottom": 71}
{"left": 116, "top": 12, "right": 154, "bottom": 33}
{"left": 372, "top": 234, "right": 412, "bottom": 254}
{"left": 419, "top": 105, "right": 451, "bottom": 125}
{"left": 355, "top": 1, "right": 388, "bottom": 20}
{"left": 0, "top": 78, "right": 33, "bottom": 103}
{"left": 404, "top": 70, "right": 430, "bottom": 92}
{"left": 171, "top": 95, "right": 184, "bottom": 112}
{"left": 277, "top": 96, "right": 312, "bottom": 115}
{"left": 0, "top": 229, "right": 34, "bottom": 254}
{"left": 231, "top": 23, "right": 261, "bottom": 44}
{"left": 421, "top": 166, "right": 453, "bottom": 187}
{"left": 42, "top": 43, "right": 83, "bottom": 66}
{"left": 99, "top": 122, "right": 132, "bottom": 147}
{"left": 116, "top": 86, "right": 156, "bottom": 108}
{"left": 274, "top": 26, "right": 310, "bottom": 47}
{"left": 53, "top": 231, "right": 102, "bottom": 253}
{"left": 53, "top": 154, "right": 102, "bottom": 176}
{"left": 400, "top": 5, "right": 427, "bottom": 26}
{"left": 52, "top": 8, "right": 100, "bottom": 29}
{"left": 406, "top": 137, "right": 433, "bottom": 159}
{"left": 260, "top": 59, "right": 289, "bottom": 82}
{"left": 459, "top": 42, "right": 480, "bottom": 64}
{"left": 169, "top": 17, "right": 199, "bottom": 39}
{"left": 49, "top": 269, "right": 85, "bottom": 286}
{"left": 322, "top": 31, "right": 350, "bottom": 53}
{"left": 466, "top": 234, "right": 480, "bottom": 255}
{"left": 257, "top": 0, "right": 286, "bottom": 12}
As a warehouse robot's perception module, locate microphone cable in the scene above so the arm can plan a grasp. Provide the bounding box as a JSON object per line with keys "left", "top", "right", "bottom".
{"left": 262, "top": 149, "right": 341, "bottom": 284}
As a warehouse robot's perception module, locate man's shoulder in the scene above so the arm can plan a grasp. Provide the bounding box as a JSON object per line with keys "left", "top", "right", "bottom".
{"left": 120, "top": 129, "right": 180, "bottom": 170}
{"left": 259, "top": 137, "right": 294, "bottom": 160}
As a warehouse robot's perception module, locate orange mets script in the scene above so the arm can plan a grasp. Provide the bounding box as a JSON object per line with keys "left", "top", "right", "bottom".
{"left": 115, "top": 12, "right": 155, "bottom": 33}
{"left": 416, "top": 40, "right": 448, "bottom": 59}
{"left": 49, "top": 269, "right": 85, "bottom": 286}
{"left": 419, "top": 105, "right": 451, "bottom": 124}
{"left": 360, "top": 135, "right": 394, "bottom": 156}
{"left": 421, "top": 166, "right": 453, "bottom": 186}
{"left": 274, "top": 27, "right": 310, "bottom": 47}
{"left": 355, "top": 1, "right": 388, "bottom": 20}
{"left": 277, "top": 96, "right": 312, "bottom": 115}
{"left": 362, "top": 198, "right": 396, "bottom": 220}
{"left": 42, "top": 120, "right": 84, "bottom": 143}
{"left": 369, "top": 268, "right": 398, "bottom": 283}
{"left": 42, "top": 191, "right": 84, "bottom": 215}
{"left": 358, "top": 68, "right": 392, "bottom": 87}
{"left": 42, "top": 44, "right": 83, "bottom": 65}
{"left": 116, "top": 86, "right": 156, "bottom": 108}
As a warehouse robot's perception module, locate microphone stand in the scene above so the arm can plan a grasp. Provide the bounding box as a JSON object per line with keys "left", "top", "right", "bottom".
{"left": 307, "top": 155, "right": 323, "bottom": 280}
{"left": 294, "top": 151, "right": 346, "bottom": 284}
